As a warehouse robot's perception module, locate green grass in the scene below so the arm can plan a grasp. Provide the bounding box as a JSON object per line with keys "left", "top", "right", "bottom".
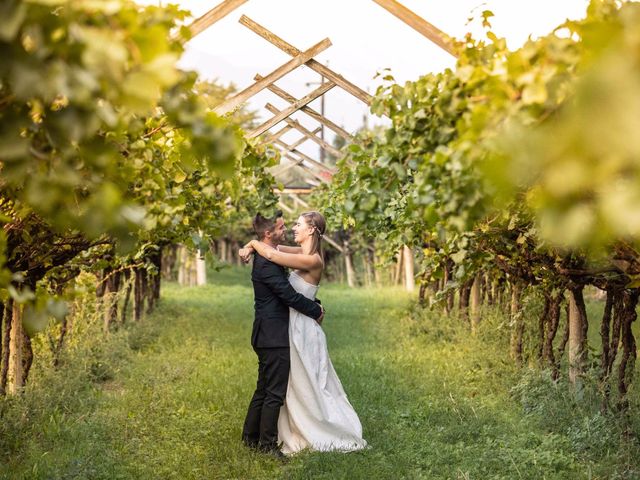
{"left": 1, "top": 266, "right": 639, "bottom": 479}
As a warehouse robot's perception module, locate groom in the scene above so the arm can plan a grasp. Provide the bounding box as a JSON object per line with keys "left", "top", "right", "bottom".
{"left": 241, "top": 211, "right": 324, "bottom": 456}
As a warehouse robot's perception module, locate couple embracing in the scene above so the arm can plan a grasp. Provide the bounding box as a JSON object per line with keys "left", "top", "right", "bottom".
{"left": 239, "top": 210, "right": 367, "bottom": 457}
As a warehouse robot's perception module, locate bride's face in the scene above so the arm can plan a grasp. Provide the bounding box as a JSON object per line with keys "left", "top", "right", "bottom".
{"left": 292, "top": 216, "right": 313, "bottom": 245}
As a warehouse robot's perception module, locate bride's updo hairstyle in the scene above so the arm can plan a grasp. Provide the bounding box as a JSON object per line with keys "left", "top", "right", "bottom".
{"left": 301, "top": 211, "right": 326, "bottom": 256}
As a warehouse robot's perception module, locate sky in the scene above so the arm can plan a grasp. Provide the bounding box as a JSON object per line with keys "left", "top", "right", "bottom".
{"left": 136, "top": 0, "right": 590, "bottom": 160}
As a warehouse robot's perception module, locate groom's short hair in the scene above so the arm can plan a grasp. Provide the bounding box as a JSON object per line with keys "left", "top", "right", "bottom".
{"left": 253, "top": 210, "right": 283, "bottom": 240}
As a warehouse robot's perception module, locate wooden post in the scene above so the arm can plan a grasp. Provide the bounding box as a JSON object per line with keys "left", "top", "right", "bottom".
{"left": 196, "top": 252, "right": 207, "bottom": 286}
{"left": 7, "top": 301, "right": 24, "bottom": 394}
{"left": 403, "top": 245, "right": 415, "bottom": 292}
{"left": 215, "top": 38, "right": 332, "bottom": 115}
{"left": 195, "top": 230, "right": 207, "bottom": 286}
{"left": 470, "top": 274, "right": 482, "bottom": 334}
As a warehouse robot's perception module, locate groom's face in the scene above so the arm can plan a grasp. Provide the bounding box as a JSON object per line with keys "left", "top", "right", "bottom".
{"left": 270, "top": 217, "right": 287, "bottom": 245}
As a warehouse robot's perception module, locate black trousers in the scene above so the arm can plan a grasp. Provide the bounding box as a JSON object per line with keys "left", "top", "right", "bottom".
{"left": 242, "top": 347, "right": 290, "bottom": 449}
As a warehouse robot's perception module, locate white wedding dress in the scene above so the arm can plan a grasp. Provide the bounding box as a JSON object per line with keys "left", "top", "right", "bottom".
{"left": 278, "top": 271, "right": 368, "bottom": 455}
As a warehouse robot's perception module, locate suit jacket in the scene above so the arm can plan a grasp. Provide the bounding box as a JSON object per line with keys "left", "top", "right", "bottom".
{"left": 251, "top": 252, "right": 322, "bottom": 348}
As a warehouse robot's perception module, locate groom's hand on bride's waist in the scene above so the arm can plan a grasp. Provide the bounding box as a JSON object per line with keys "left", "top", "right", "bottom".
{"left": 316, "top": 305, "right": 325, "bottom": 326}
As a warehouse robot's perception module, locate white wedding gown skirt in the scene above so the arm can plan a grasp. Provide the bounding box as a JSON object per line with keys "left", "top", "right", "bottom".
{"left": 278, "top": 271, "right": 367, "bottom": 455}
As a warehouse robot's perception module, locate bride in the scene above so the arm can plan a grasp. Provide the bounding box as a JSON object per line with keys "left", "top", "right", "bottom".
{"left": 240, "top": 211, "right": 367, "bottom": 455}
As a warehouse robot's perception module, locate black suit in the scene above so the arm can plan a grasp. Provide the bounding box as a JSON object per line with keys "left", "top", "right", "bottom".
{"left": 242, "top": 253, "right": 322, "bottom": 451}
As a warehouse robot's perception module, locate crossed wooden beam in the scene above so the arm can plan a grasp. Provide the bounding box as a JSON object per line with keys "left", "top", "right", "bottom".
{"left": 187, "top": 0, "right": 456, "bottom": 57}
{"left": 185, "top": 0, "right": 456, "bottom": 183}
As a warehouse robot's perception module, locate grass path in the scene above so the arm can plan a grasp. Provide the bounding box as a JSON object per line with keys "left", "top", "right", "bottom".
{"left": 2, "top": 267, "right": 638, "bottom": 479}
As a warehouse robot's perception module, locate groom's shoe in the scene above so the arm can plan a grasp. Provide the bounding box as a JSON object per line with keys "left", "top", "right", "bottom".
{"left": 258, "top": 405, "right": 281, "bottom": 440}
{"left": 258, "top": 442, "right": 288, "bottom": 461}
{"left": 242, "top": 435, "right": 259, "bottom": 450}
{"left": 258, "top": 405, "right": 288, "bottom": 461}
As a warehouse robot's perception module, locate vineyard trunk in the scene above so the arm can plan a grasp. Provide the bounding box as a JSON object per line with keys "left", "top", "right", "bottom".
{"left": 568, "top": 285, "right": 588, "bottom": 385}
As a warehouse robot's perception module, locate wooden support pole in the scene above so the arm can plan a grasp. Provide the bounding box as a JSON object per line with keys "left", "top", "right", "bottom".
{"left": 470, "top": 274, "right": 481, "bottom": 333}
{"left": 256, "top": 75, "right": 354, "bottom": 141}
{"left": 265, "top": 103, "right": 343, "bottom": 158}
{"left": 403, "top": 245, "right": 415, "bottom": 292}
{"left": 196, "top": 252, "right": 207, "bottom": 286}
{"left": 371, "top": 0, "right": 457, "bottom": 57}
{"left": 248, "top": 82, "right": 335, "bottom": 138}
{"left": 196, "top": 230, "right": 207, "bottom": 286}
{"left": 186, "top": 0, "right": 248, "bottom": 38}
{"left": 240, "top": 15, "right": 373, "bottom": 106}
{"left": 214, "top": 37, "right": 332, "bottom": 115}
{"left": 7, "top": 302, "right": 23, "bottom": 395}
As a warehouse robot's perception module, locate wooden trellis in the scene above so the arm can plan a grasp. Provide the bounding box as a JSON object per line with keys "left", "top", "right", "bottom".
{"left": 185, "top": 0, "right": 455, "bottom": 191}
